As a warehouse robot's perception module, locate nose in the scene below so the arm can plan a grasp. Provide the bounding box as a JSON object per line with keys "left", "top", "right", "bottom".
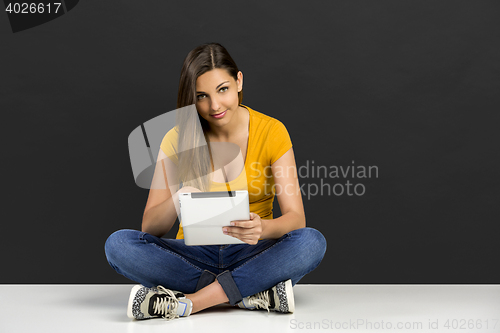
{"left": 210, "top": 95, "right": 221, "bottom": 112}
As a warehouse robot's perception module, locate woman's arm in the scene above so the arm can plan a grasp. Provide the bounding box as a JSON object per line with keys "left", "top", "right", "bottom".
{"left": 142, "top": 191, "right": 178, "bottom": 237}
{"left": 224, "top": 147, "right": 306, "bottom": 243}
{"left": 260, "top": 147, "right": 306, "bottom": 239}
{"left": 141, "top": 149, "right": 201, "bottom": 237}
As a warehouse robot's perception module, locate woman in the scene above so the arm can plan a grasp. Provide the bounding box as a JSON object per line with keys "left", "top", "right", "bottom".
{"left": 105, "top": 43, "right": 327, "bottom": 320}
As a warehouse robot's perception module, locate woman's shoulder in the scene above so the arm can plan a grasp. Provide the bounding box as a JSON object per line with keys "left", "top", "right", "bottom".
{"left": 160, "top": 126, "right": 179, "bottom": 154}
{"left": 163, "top": 125, "right": 179, "bottom": 140}
{"left": 243, "top": 105, "right": 287, "bottom": 131}
{"left": 243, "top": 105, "right": 293, "bottom": 165}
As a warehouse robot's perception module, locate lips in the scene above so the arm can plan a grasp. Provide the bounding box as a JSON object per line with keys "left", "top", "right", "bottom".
{"left": 210, "top": 110, "right": 227, "bottom": 119}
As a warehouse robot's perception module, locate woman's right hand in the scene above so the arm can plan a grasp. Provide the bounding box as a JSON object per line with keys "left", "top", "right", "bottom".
{"left": 176, "top": 186, "right": 203, "bottom": 194}
{"left": 174, "top": 186, "right": 202, "bottom": 201}
{"left": 172, "top": 186, "right": 202, "bottom": 212}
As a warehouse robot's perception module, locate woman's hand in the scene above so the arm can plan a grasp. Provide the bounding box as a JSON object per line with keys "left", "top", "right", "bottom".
{"left": 171, "top": 186, "right": 202, "bottom": 215}
{"left": 173, "top": 185, "right": 202, "bottom": 201}
{"left": 177, "top": 186, "right": 202, "bottom": 194}
{"left": 223, "top": 213, "right": 263, "bottom": 245}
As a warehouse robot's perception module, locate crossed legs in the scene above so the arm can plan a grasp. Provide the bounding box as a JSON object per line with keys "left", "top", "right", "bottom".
{"left": 105, "top": 227, "right": 326, "bottom": 313}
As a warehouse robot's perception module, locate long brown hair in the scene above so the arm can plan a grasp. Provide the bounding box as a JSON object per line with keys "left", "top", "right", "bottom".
{"left": 175, "top": 43, "right": 243, "bottom": 191}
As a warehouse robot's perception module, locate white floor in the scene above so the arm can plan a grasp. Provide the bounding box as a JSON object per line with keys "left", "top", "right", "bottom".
{"left": 1, "top": 284, "right": 499, "bottom": 333}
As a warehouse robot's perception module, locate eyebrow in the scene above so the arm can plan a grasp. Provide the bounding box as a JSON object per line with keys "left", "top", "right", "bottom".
{"left": 196, "top": 81, "right": 230, "bottom": 94}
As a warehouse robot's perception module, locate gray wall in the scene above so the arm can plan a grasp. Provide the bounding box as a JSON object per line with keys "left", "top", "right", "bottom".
{"left": 1, "top": 0, "right": 499, "bottom": 283}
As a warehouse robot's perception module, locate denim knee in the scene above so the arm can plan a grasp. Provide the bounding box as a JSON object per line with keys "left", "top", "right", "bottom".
{"left": 290, "top": 227, "right": 327, "bottom": 270}
{"left": 104, "top": 229, "right": 138, "bottom": 267}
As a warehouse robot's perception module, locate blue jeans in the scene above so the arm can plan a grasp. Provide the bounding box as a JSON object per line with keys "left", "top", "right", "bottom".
{"left": 104, "top": 227, "right": 326, "bottom": 305}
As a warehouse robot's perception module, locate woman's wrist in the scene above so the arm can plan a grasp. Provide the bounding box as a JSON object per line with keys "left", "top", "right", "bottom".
{"left": 259, "top": 217, "right": 271, "bottom": 239}
{"left": 259, "top": 211, "right": 305, "bottom": 240}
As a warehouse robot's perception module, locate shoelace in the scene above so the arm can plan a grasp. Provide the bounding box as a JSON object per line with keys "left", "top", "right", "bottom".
{"left": 246, "top": 290, "right": 270, "bottom": 312}
{"left": 152, "top": 286, "right": 180, "bottom": 321}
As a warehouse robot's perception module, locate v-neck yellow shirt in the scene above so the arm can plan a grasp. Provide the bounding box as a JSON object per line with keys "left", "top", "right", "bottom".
{"left": 160, "top": 105, "right": 293, "bottom": 239}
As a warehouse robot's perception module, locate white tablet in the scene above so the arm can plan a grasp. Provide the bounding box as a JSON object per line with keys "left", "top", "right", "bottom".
{"left": 179, "top": 190, "right": 250, "bottom": 246}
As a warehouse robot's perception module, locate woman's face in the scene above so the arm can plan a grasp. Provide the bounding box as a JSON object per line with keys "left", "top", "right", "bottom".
{"left": 195, "top": 68, "right": 243, "bottom": 129}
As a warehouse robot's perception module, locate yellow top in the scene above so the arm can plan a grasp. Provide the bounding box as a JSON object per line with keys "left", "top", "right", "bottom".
{"left": 160, "top": 105, "right": 293, "bottom": 239}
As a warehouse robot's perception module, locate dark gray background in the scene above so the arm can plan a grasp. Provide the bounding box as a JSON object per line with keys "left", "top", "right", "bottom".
{"left": 1, "top": 0, "right": 499, "bottom": 284}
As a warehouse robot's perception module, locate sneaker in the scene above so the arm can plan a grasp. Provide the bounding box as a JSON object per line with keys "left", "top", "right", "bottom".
{"left": 237, "top": 279, "right": 294, "bottom": 313}
{"left": 127, "top": 285, "right": 193, "bottom": 320}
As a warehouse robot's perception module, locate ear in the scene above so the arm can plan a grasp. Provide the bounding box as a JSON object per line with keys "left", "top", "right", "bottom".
{"left": 237, "top": 71, "right": 243, "bottom": 92}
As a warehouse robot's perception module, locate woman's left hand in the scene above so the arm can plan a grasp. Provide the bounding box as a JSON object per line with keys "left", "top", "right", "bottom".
{"left": 223, "top": 213, "right": 263, "bottom": 245}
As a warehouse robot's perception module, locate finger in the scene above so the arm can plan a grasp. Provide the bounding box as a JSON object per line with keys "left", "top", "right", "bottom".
{"left": 228, "top": 220, "right": 254, "bottom": 228}
{"left": 222, "top": 228, "right": 251, "bottom": 241}
{"left": 223, "top": 226, "right": 258, "bottom": 236}
{"left": 226, "top": 231, "right": 258, "bottom": 245}
{"left": 238, "top": 235, "right": 259, "bottom": 245}
{"left": 223, "top": 227, "right": 244, "bottom": 235}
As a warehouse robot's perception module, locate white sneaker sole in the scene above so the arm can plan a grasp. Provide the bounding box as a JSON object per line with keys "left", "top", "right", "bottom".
{"left": 127, "top": 285, "right": 144, "bottom": 319}
{"left": 284, "top": 279, "right": 295, "bottom": 313}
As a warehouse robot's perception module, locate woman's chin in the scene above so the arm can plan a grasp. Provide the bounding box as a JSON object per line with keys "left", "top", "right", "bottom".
{"left": 209, "top": 111, "right": 232, "bottom": 126}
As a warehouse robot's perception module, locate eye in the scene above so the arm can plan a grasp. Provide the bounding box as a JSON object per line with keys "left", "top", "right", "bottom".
{"left": 197, "top": 94, "right": 206, "bottom": 100}
{"left": 219, "top": 86, "right": 228, "bottom": 93}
